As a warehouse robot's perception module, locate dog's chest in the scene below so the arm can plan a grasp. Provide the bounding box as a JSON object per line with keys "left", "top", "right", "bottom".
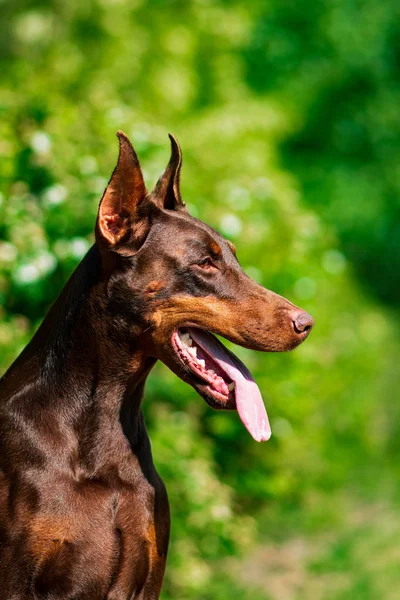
{"left": 0, "top": 471, "right": 160, "bottom": 598}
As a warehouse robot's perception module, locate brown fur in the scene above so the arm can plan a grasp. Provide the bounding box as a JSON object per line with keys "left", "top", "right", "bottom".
{"left": 0, "top": 132, "right": 313, "bottom": 599}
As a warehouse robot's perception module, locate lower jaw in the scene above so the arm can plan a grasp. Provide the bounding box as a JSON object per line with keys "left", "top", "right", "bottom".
{"left": 195, "top": 380, "right": 236, "bottom": 410}
{"left": 172, "top": 354, "right": 235, "bottom": 409}
{"left": 171, "top": 328, "right": 236, "bottom": 409}
{"left": 190, "top": 386, "right": 234, "bottom": 411}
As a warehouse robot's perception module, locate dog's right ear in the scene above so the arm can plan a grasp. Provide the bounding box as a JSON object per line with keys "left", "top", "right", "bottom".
{"left": 96, "top": 131, "right": 149, "bottom": 253}
{"left": 149, "top": 134, "right": 186, "bottom": 211}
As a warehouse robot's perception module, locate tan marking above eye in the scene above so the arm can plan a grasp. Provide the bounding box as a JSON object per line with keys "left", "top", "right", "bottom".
{"left": 209, "top": 241, "right": 222, "bottom": 257}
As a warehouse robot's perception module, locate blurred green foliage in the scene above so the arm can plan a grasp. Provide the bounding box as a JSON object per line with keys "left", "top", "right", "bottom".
{"left": 1, "top": 1, "right": 400, "bottom": 598}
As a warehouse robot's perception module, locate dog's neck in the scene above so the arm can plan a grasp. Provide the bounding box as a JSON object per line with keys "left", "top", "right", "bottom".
{"left": 2, "top": 246, "right": 157, "bottom": 477}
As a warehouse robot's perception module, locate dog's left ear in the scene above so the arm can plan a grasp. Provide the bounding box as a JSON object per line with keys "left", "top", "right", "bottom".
{"left": 150, "top": 134, "right": 186, "bottom": 211}
{"left": 96, "top": 131, "right": 149, "bottom": 253}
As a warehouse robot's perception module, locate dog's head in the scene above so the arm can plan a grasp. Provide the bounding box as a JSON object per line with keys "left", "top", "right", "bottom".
{"left": 95, "top": 132, "right": 314, "bottom": 441}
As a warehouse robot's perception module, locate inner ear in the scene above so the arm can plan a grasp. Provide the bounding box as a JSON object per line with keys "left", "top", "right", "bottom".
{"left": 150, "top": 134, "right": 187, "bottom": 211}
{"left": 96, "top": 131, "right": 149, "bottom": 251}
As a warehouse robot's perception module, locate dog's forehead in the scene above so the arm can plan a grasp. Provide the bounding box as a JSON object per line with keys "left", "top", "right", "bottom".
{"left": 152, "top": 209, "right": 227, "bottom": 250}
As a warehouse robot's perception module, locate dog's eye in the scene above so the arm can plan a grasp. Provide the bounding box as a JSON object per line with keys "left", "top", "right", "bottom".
{"left": 196, "top": 257, "right": 216, "bottom": 270}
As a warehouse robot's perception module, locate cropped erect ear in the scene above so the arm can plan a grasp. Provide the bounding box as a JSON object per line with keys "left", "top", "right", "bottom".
{"left": 96, "top": 131, "right": 149, "bottom": 251}
{"left": 150, "top": 134, "right": 186, "bottom": 211}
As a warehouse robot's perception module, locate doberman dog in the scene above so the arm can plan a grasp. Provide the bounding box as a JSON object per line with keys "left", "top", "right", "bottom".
{"left": 0, "top": 132, "right": 313, "bottom": 599}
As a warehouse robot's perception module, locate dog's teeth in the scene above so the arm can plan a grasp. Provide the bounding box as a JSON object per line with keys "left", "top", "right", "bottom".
{"left": 188, "top": 347, "right": 197, "bottom": 358}
{"left": 187, "top": 338, "right": 193, "bottom": 346}
{"left": 181, "top": 332, "right": 190, "bottom": 343}
{"left": 228, "top": 382, "right": 235, "bottom": 391}
{"left": 209, "top": 369, "right": 215, "bottom": 376}
{"left": 198, "top": 359, "right": 205, "bottom": 368}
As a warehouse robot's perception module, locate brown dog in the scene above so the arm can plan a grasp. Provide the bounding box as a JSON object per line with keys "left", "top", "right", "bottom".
{"left": 0, "top": 132, "right": 313, "bottom": 599}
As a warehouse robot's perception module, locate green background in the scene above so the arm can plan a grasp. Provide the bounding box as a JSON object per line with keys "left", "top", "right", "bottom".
{"left": 1, "top": 1, "right": 400, "bottom": 598}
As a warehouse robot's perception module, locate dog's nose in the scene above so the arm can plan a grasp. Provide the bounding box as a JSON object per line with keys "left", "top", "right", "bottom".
{"left": 292, "top": 311, "right": 314, "bottom": 335}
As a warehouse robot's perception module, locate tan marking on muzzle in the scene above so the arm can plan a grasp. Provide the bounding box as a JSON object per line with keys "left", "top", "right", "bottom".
{"left": 150, "top": 290, "right": 299, "bottom": 352}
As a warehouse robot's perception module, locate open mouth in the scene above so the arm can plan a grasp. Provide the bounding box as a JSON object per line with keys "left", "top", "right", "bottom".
{"left": 171, "top": 327, "right": 271, "bottom": 442}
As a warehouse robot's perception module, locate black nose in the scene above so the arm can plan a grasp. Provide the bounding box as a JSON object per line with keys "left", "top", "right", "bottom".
{"left": 293, "top": 311, "right": 314, "bottom": 335}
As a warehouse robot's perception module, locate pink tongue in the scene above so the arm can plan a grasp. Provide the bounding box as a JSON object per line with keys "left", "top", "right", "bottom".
{"left": 188, "top": 328, "right": 271, "bottom": 442}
